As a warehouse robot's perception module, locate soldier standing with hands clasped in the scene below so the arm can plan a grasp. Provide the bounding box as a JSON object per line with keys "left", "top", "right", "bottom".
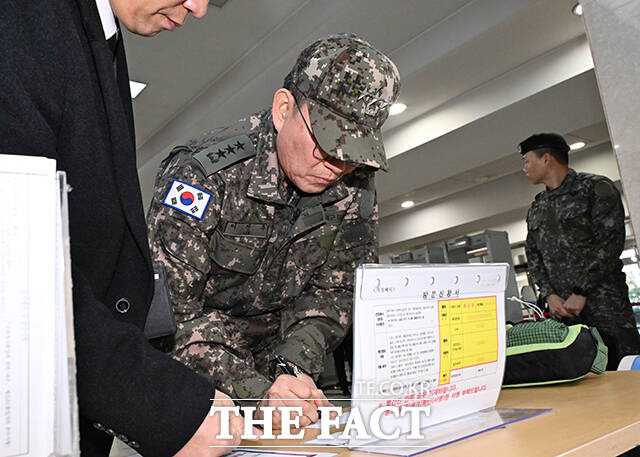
{"left": 520, "top": 133, "right": 640, "bottom": 369}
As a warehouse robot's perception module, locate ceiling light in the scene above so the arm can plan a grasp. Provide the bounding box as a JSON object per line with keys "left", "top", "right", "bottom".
{"left": 572, "top": 3, "right": 583, "bottom": 16}
{"left": 569, "top": 141, "right": 585, "bottom": 150}
{"left": 401, "top": 200, "right": 414, "bottom": 209}
{"left": 129, "top": 80, "right": 147, "bottom": 99}
{"left": 389, "top": 103, "right": 407, "bottom": 116}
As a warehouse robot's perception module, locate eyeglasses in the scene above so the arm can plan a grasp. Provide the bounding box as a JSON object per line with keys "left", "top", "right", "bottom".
{"left": 293, "top": 96, "right": 324, "bottom": 160}
{"left": 293, "top": 96, "right": 362, "bottom": 170}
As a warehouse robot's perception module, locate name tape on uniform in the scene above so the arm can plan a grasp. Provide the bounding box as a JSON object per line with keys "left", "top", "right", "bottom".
{"left": 162, "top": 179, "right": 211, "bottom": 220}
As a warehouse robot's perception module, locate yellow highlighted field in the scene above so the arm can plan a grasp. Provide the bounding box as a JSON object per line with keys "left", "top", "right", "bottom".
{"left": 438, "top": 296, "right": 498, "bottom": 385}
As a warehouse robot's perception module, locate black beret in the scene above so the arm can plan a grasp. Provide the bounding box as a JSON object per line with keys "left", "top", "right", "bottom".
{"left": 517, "top": 133, "right": 569, "bottom": 155}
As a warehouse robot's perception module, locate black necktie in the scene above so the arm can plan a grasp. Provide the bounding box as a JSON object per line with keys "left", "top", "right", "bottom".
{"left": 107, "top": 30, "right": 119, "bottom": 59}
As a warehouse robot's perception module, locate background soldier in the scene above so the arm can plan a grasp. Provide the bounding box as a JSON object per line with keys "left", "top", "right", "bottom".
{"left": 147, "top": 33, "right": 400, "bottom": 425}
{"left": 520, "top": 132, "right": 640, "bottom": 369}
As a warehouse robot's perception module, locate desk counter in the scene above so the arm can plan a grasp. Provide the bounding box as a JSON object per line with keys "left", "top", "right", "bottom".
{"left": 244, "top": 371, "right": 640, "bottom": 457}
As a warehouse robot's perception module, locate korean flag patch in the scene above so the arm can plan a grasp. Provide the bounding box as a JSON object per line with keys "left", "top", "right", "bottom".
{"left": 162, "top": 179, "right": 212, "bottom": 220}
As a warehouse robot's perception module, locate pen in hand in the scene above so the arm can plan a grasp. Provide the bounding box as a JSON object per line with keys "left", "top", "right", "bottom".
{"left": 275, "top": 354, "right": 299, "bottom": 376}
{"left": 274, "top": 355, "right": 335, "bottom": 416}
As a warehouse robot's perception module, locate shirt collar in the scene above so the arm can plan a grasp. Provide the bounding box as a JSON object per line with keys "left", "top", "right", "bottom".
{"left": 95, "top": 0, "right": 118, "bottom": 40}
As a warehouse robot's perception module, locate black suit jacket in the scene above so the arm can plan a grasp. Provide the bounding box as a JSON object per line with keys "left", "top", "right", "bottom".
{"left": 0, "top": 1, "right": 213, "bottom": 455}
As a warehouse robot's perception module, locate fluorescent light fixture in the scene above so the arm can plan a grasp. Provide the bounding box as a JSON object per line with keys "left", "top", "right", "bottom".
{"left": 569, "top": 141, "right": 585, "bottom": 150}
{"left": 572, "top": 3, "right": 583, "bottom": 15}
{"left": 401, "top": 200, "right": 414, "bottom": 209}
{"left": 389, "top": 103, "right": 407, "bottom": 116}
{"left": 129, "top": 80, "right": 147, "bottom": 99}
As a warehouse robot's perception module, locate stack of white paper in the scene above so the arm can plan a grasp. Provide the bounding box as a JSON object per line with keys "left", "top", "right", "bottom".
{"left": 0, "top": 155, "right": 78, "bottom": 457}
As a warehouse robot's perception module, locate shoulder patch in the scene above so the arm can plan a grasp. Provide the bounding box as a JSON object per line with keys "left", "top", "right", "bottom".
{"left": 192, "top": 134, "right": 256, "bottom": 176}
{"left": 162, "top": 179, "right": 212, "bottom": 220}
{"left": 594, "top": 179, "right": 616, "bottom": 198}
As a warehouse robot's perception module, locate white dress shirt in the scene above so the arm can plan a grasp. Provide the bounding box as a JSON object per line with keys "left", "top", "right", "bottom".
{"left": 94, "top": 0, "right": 118, "bottom": 40}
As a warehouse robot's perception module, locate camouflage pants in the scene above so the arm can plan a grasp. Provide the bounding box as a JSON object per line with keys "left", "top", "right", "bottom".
{"left": 171, "top": 308, "right": 281, "bottom": 399}
{"left": 557, "top": 290, "right": 640, "bottom": 369}
{"left": 594, "top": 327, "right": 640, "bottom": 370}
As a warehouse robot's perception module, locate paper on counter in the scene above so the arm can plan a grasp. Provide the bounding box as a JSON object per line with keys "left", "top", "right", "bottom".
{"left": 303, "top": 431, "right": 349, "bottom": 447}
{"left": 231, "top": 449, "right": 337, "bottom": 457}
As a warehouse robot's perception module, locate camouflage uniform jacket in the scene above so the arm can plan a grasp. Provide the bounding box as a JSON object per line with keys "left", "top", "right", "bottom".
{"left": 147, "top": 109, "right": 378, "bottom": 397}
{"left": 525, "top": 168, "right": 635, "bottom": 330}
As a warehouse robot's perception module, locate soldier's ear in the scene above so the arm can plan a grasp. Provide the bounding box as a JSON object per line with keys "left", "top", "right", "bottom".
{"left": 272, "top": 89, "right": 293, "bottom": 133}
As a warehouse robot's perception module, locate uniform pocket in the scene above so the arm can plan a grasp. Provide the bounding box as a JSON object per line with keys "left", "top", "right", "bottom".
{"left": 209, "top": 228, "right": 268, "bottom": 274}
{"left": 557, "top": 198, "right": 591, "bottom": 241}
{"left": 557, "top": 198, "right": 589, "bottom": 221}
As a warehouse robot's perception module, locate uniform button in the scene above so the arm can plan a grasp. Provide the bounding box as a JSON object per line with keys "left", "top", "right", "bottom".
{"left": 117, "top": 434, "right": 129, "bottom": 443}
{"left": 130, "top": 441, "right": 141, "bottom": 449}
{"left": 93, "top": 422, "right": 105, "bottom": 431}
{"left": 106, "top": 428, "right": 115, "bottom": 436}
{"left": 115, "top": 298, "right": 130, "bottom": 313}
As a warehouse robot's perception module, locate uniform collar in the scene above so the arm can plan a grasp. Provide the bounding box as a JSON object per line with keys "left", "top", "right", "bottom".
{"left": 544, "top": 168, "right": 576, "bottom": 197}
{"left": 551, "top": 168, "right": 575, "bottom": 191}
{"left": 246, "top": 110, "right": 349, "bottom": 205}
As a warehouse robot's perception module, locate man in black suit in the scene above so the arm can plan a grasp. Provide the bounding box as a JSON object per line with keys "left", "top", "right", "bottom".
{"left": 0, "top": 0, "right": 247, "bottom": 455}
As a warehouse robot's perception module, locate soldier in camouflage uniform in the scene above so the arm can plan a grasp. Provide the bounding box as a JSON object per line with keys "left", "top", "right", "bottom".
{"left": 147, "top": 33, "right": 400, "bottom": 423}
{"left": 520, "top": 133, "right": 640, "bottom": 369}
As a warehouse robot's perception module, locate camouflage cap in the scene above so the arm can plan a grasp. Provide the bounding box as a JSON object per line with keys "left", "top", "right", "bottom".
{"left": 287, "top": 33, "right": 400, "bottom": 171}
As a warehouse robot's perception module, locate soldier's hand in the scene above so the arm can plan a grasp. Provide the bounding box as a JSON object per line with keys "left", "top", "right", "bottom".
{"left": 174, "top": 390, "right": 259, "bottom": 457}
{"left": 564, "top": 293, "right": 587, "bottom": 317}
{"left": 257, "top": 374, "right": 331, "bottom": 428}
{"left": 295, "top": 372, "right": 334, "bottom": 410}
{"left": 546, "top": 294, "right": 572, "bottom": 319}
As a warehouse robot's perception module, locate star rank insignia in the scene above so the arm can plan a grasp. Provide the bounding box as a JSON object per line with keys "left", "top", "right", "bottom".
{"left": 192, "top": 134, "right": 257, "bottom": 177}
{"left": 358, "top": 89, "right": 392, "bottom": 116}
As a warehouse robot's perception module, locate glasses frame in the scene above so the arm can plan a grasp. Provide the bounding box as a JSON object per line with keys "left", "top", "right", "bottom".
{"left": 293, "top": 95, "right": 324, "bottom": 161}
{"left": 292, "top": 92, "right": 362, "bottom": 169}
